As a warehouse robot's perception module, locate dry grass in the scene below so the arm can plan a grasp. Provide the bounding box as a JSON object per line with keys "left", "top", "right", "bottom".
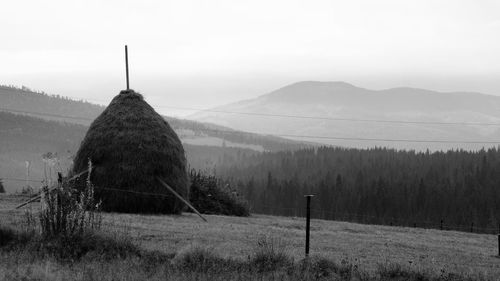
{"left": 1, "top": 194, "right": 499, "bottom": 280}
{"left": 95, "top": 213, "right": 499, "bottom": 276}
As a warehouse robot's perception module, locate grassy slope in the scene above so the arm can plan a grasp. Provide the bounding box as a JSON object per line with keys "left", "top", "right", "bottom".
{"left": 0, "top": 195, "right": 498, "bottom": 280}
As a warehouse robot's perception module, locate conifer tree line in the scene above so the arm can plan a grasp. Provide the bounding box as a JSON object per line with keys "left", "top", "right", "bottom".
{"left": 215, "top": 146, "right": 500, "bottom": 233}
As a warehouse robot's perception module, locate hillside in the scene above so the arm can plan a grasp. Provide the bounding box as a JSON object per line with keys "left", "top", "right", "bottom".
{"left": 214, "top": 146, "right": 500, "bottom": 233}
{"left": 1, "top": 196, "right": 498, "bottom": 279}
{"left": 0, "top": 85, "right": 103, "bottom": 125}
{"left": 0, "top": 85, "right": 308, "bottom": 152}
{"left": 0, "top": 85, "right": 311, "bottom": 192}
{"left": 189, "top": 81, "right": 500, "bottom": 150}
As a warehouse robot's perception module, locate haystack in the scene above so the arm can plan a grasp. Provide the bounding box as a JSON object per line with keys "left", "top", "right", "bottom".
{"left": 72, "top": 90, "right": 188, "bottom": 214}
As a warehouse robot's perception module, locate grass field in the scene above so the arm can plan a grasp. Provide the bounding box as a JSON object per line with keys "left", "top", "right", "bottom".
{"left": 1, "top": 194, "right": 499, "bottom": 280}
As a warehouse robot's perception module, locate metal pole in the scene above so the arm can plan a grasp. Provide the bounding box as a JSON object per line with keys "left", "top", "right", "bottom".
{"left": 125, "top": 45, "right": 130, "bottom": 90}
{"left": 305, "top": 195, "right": 314, "bottom": 257}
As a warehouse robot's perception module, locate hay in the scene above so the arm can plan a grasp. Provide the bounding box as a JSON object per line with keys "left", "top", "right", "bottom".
{"left": 72, "top": 90, "right": 188, "bottom": 214}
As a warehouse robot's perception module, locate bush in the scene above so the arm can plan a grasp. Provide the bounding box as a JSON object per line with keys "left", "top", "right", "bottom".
{"left": 189, "top": 171, "right": 250, "bottom": 217}
{"left": 250, "top": 235, "right": 293, "bottom": 272}
{"left": 38, "top": 161, "right": 102, "bottom": 238}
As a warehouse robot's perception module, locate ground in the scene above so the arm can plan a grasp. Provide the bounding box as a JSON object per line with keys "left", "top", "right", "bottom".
{"left": 0, "top": 194, "right": 499, "bottom": 280}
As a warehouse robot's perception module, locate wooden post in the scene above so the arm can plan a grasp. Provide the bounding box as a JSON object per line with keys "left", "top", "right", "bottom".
{"left": 304, "top": 195, "right": 314, "bottom": 257}
{"left": 157, "top": 177, "right": 207, "bottom": 222}
{"left": 440, "top": 219, "right": 443, "bottom": 230}
{"left": 125, "top": 45, "right": 130, "bottom": 90}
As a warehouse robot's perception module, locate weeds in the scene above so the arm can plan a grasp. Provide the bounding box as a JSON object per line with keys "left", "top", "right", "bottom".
{"left": 173, "top": 245, "right": 227, "bottom": 273}
{"left": 376, "top": 262, "right": 489, "bottom": 281}
{"left": 299, "top": 256, "right": 340, "bottom": 279}
{"left": 0, "top": 225, "right": 495, "bottom": 280}
{"left": 38, "top": 160, "right": 102, "bottom": 238}
{"left": 250, "top": 234, "right": 293, "bottom": 272}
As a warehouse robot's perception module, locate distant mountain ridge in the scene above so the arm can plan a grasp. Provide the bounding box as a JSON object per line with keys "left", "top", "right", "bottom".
{"left": 189, "top": 81, "right": 500, "bottom": 150}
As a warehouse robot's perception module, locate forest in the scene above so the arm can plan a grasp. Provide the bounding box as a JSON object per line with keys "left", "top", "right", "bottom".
{"left": 215, "top": 146, "right": 500, "bottom": 233}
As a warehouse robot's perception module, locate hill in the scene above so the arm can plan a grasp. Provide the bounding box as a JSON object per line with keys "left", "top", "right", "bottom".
{"left": 0, "top": 85, "right": 310, "bottom": 192}
{"left": 189, "top": 81, "right": 500, "bottom": 150}
{"left": 0, "top": 84, "right": 309, "bottom": 152}
{"left": 214, "top": 146, "right": 500, "bottom": 233}
{"left": 0, "top": 111, "right": 86, "bottom": 193}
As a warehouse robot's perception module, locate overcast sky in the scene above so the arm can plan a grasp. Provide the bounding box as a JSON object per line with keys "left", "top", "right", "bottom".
{"left": 2, "top": 0, "right": 500, "bottom": 116}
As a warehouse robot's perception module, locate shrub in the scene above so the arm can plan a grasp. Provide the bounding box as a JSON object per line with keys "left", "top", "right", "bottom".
{"left": 38, "top": 161, "right": 102, "bottom": 238}
{"left": 189, "top": 171, "right": 250, "bottom": 217}
{"left": 250, "top": 235, "right": 293, "bottom": 272}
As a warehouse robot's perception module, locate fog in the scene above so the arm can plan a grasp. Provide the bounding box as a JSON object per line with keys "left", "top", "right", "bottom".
{"left": 2, "top": 0, "right": 500, "bottom": 116}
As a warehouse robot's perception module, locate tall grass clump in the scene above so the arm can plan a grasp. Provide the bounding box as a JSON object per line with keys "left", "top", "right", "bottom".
{"left": 250, "top": 234, "right": 293, "bottom": 272}
{"left": 39, "top": 161, "right": 102, "bottom": 238}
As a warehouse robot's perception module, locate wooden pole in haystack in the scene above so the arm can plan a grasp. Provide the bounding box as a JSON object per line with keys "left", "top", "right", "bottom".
{"left": 125, "top": 45, "right": 130, "bottom": 90}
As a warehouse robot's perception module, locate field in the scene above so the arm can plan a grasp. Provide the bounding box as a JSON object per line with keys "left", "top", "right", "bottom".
{"left": 1, "top": 194, "right": 499, "bottom": 280}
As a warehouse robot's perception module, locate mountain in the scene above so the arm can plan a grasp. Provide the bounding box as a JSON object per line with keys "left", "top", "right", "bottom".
{"left": 0, "top": 85, "right": 311, "bottom": 193}
{"left": 189, "top": 81, "right": 500, "bottom": 150}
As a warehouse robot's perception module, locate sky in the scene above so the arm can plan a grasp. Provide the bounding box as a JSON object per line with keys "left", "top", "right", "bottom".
{"left": 2, "top": 0, "right": 500, "bottom": 117}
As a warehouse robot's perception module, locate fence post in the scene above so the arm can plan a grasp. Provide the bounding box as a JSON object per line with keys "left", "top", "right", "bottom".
{"left": 440, "top": 219, "right": 443, "bottom": 231}
{"left": 471, "top": 222, "right": 474, "bottom": 233}
{"left": 304, "top": 195, "right": 314, "bottom": 257}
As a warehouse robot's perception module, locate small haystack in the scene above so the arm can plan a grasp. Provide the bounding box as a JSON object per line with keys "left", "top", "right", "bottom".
{"left": 72, "top": 90, "right": 188, "bottom": 214}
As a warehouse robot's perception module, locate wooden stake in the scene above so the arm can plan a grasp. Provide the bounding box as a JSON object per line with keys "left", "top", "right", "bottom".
{"left": 125, "top": 45, "right": 130, "bottom": 90}
{"left": 157, "top": 177, "right": 207, "bottom": 222}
